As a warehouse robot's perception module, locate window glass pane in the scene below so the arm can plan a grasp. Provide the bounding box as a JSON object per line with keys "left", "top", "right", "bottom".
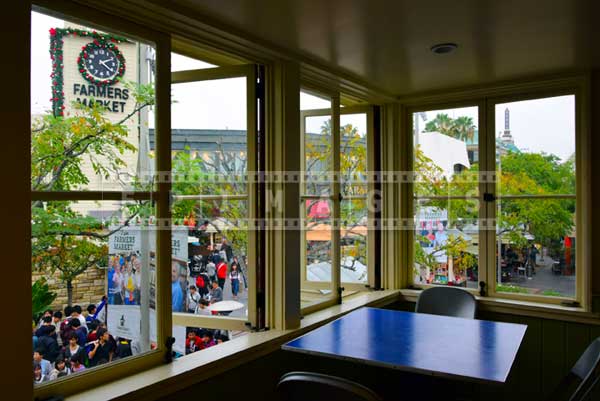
{"left": 168, "top": 78, "right": 247, "bottom": 195}
{"left": 341, "top": 199, "right": 368, "bottom": 284}
{"left": 412, "top": 106, "right": 480, "bottom": 290}
{"left": 31, "top": 200, "right": 157, "bottom": 385}
{"left": 31, "top": 11, "right": 156, "bottom": 192}
{"left": 495, "top": 199, "right": 576, "bottom": 297}
{"left": 413, "top": 199, "right": 480, "bottom": 288}
{"left": 496, "top": 96, "right": 575, "bottom": 196}
{"left": 304, "top": 115, "right": 332, "bottom": 196}
{"left": 340, "top": 113, "right": 368, "bottom": 284}
{"left": 171, "top": 52, "right": 216, "bottom": 72}
{"left": 302, "top": 199, "right": 334, "bottom": 307}
{"left": 301, "top": 91, "right": 331, "bottom": 111}
{"left": 494, "top": 96, "right": 576, "bottom": 298}
{"left": 413, "top": 107, "right": 479, "bottom": 197}
{"left": 340, "top": 113, "right": 368, "bottom": 193}
{"left": 171, "top": 199, "right": 249, "bottom": 319}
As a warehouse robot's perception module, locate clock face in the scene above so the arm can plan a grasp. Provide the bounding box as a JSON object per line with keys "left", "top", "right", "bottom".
{"left": 78, "top": 41, "right": 126, "bottom": 85}
{"left": 85, "top": 45, "right": 120, "bottom": 80}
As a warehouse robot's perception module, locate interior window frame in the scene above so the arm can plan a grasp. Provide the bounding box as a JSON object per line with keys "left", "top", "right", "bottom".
{"left": 31, "top": 3, "right": 172, "bottom": 398}
{"left": 402, "top": 78, "right": 590, "bottom": 310}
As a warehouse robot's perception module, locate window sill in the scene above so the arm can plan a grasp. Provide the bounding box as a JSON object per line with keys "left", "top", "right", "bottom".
{"left": 66, "top": 289, "right": 400, "bottom": 401}
{"left": 398, "top": 289, "right": 600, "bottom": 325}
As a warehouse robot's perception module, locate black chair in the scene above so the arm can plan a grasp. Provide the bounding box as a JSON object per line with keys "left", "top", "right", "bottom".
{"left": 546, "top": 337, "right": 600, "bottom": 401}
{"left": 415, "top": 286, "right": 477, "bottom": 319}
{"left": 277, "top": 371, "right": 382, "bottom": 401}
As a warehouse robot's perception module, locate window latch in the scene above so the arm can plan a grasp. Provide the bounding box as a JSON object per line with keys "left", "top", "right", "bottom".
{"left": 164, "top": 336, "right": 175, "bottom": 363}
{"left": 337, "top": 286, "right": 345, "bottom": 302}
{"left": 483, "top": 193, "right": 496, "bottom": 202}
{"left": 479, "top": 281, "right": 487, "bottom": 297}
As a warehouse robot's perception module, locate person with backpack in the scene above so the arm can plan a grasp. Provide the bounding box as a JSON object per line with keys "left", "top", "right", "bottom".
{"left": 216, "top": 260, "right": 227, "bottom": 290}
{"left": 36, "top": 325, "right": 60, "bottom": 363}
{"left": 195, "top": 270, "right": 210, "bottom": 298}
{"left": 187, "top": 285, "right": 201, "bottom": 314}
{"left": 206, "top": 261, "right": 216, "bottom": 283}
{"left": 68, "top": 318, "right": 87, "bottom": 347}
{"left": 59, "top": 306, "right": 73, "bottom": 345}
{"left": 114, "top": 338, "right": 133, "bottom": 360}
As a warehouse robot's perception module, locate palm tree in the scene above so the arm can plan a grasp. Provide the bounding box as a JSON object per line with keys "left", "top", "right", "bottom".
{"left": 453, "top": 116, "right": 476, "bottom": 142}
{"left": 424, "top": 113, "right": 454, "bottom": 136}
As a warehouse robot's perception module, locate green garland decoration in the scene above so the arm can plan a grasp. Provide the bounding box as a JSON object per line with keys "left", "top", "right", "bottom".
{"left": 77, "top": 41, "right": 126, "bottom": 86}
{"left": 49, "top": 28, "right": 129, "bottom": 117}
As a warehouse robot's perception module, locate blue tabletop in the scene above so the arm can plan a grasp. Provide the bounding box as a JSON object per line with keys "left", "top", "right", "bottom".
{"left": 282, "top": 307, "right": 527, "bottom": 383}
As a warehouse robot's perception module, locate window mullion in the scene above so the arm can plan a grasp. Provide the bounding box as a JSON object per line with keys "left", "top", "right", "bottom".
{"left": 155, "top": 35, "right": 173, "bottom": 352}
{"left": 332, "top": 95, "right": 341, "bottom": 303}
{"left": 483, "top": 98, "right": 496, "bottom": 296}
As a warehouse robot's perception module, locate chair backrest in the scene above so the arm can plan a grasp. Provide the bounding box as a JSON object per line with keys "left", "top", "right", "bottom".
{"left": 415, "top": 286, "right": 477, "bottom": 319}
{"left": 277, "top": 371, "right": 382, "bottom": 401}
{"left": 546, "top": 337, "right": 600, "bottom": 401}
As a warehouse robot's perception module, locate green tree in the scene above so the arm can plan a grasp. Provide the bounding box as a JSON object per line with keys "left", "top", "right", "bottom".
{"left": 424, "top": 113, "right": 454, "bottom": 136}
{"left": 423, "top": 113, "right": 476, "bottom": 142}
{"left": 303, "top": 120, "right": 369, "bottom": 273}
{"left": 31, "top": 82, "right": 155, "bottom": 306}
{"left": 498, "top": 151, "right": 575, "bottom": 248}
{"left": 171, "top": 143, "right": 249, "bottom": 262}
{"left": 32, "top": 278, "right": 57, "bottom": 321}
{"left": 414, "top": 117, "right": 575, "bottom": 285}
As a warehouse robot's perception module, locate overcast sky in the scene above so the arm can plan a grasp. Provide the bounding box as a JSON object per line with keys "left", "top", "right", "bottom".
{"left": 32, "top": 11, "right": 573, "bottom": 161}
{"left": 415, "top": 97, "right": 575, "bottom": 162}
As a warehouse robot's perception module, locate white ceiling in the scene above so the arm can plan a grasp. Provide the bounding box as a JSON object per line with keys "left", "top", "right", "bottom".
{"left": 161, "top": 0, "right": 596, "bottom": 95}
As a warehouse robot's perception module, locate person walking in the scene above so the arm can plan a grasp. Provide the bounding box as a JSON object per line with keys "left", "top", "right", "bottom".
{"left": 216, "top": 260, "right": 227, "bottom": 290}
{"left": 229, "top": 263, "right": 242, "bottom": 300}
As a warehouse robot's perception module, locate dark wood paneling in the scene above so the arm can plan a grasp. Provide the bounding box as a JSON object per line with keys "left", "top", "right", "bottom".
{"left": 565, "top": 322, "right": 592, "bottom": 373}
{"left": 541, "top": 319, "right": 567, "bottom": 399}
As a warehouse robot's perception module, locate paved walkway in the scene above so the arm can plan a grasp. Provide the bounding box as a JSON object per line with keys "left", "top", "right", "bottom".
{"left": 221, "top": 274, "right": 249, "bottom": 319}
{"left": 509, "top": 255, "right": 576, "bottom": 297}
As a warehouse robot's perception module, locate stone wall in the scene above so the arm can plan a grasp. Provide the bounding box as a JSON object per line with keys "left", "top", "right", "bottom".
{"left": 32, "top": 266, "right": 106, "bottom": 312}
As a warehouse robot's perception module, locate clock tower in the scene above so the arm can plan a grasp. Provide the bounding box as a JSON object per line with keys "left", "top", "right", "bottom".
{"left": 50, "top": 24, "right": 152, "bottom": 196}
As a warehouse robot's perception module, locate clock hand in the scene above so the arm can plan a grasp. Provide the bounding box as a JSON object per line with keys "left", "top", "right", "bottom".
{"left": 99, "top": 59, "right": 115, "bottom": 73}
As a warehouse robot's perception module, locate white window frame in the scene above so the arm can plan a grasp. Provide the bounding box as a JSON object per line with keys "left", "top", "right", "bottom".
{"left": 402, "top": 76, "right": 591, "bottom": 310}
{"left": 300, "top": 87, "right": 378, "bottom": 315}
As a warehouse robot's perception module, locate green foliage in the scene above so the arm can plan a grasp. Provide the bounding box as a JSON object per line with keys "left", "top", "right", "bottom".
{"left": 424, "top": 113, "right": 476, "bottom": 142}
{"left": 415, "top": 114, "right": 575, "bottom": 285}
{"left": 496, "top": 284, "right": 530, "bottom": 294}
{"left": 498, "top": 151, "right": 575, "bottom": 246}
{"left": 171, "top": 145, "right": 249, "bottom": 257}
{"left": 32, "top": 278, "right": 57, "bottom": 321}
{"left": 541, "top": 289, "right": 562, "bottom": 297}
{"left": 31, "top": 82, "right": 155, "bottom": 305}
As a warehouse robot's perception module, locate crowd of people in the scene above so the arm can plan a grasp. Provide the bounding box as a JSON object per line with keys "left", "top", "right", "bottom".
{"left": 32, "top": 298, "right": 139, "bottom": 384}
{"left": 173, "top": 239, "right": 247, "bottom": 314}
{"left": 108, "top": 252, "right": 142, "bottom": 305}
{"left": 184, "top": 328, "right": 229, "bottom": 355}
{"left": 33, "top": 239, "right": 246, "bottom": 384}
